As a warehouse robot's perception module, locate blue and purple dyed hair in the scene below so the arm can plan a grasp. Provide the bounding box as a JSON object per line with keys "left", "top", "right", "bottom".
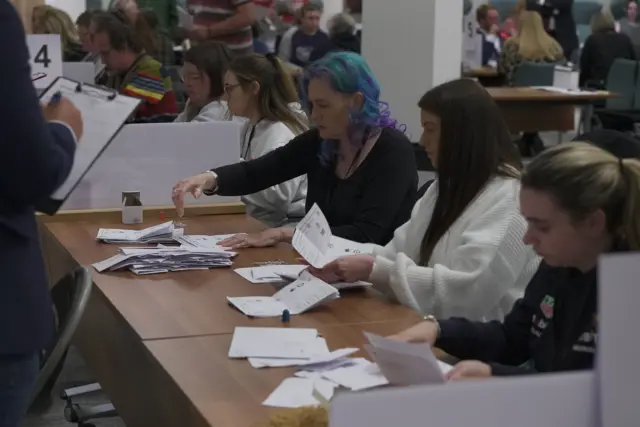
{"left": 303, "top": 52, "right": 406, "bottom": 165}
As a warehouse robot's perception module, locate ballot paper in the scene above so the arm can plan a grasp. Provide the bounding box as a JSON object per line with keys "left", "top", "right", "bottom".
{"left": 227, "top": 275, "right": 339, "bottom": 317}
{"left": 92, "top": 245, "right": 235, "bottom": 274}
{"left": 228, "top": 327, "right": 319, "bottom": 359}
{"left": 176, "top": 234, "right": 236, "bottom": 248}
{"left": 96, "top": 221, "right": 182, "bottom": 244}
{"left": 249, "top": 340, "right": 358, "bottom": 369}
{"left": 262, "top": 377, "right": 337, "bottom": 408}
{"left": 363, "top": 333, "right": 452, "bottom": 386}
{"left": 321, "top": 359, "right": 389, "bottom": 391}
{"left": 292, "top": 204, "right": 374, "bottom": 268}
{"left": 274, "top": 269, "right": 373, "bottom": 291}
{"left": 234, "top": 264, "right": 307, "bottom": 284}
{"left": 38, "top": 78, "right": 141, "bottom": 213}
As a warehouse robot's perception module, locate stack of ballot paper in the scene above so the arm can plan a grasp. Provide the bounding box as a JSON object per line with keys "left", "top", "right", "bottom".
{"left": 96, "top": 221, "right": 183, "bottom": 244}
{"left": 92, "top": 246, "right": 236, "bottom": 275}
{"left": 227, "top": 271, "right": 339, "bottom": 317}
{"left": 364, "top": 332, "right": 453, "bottom": 385}
{"left": 292, "top": 204, "right": 374, "bottom": 269}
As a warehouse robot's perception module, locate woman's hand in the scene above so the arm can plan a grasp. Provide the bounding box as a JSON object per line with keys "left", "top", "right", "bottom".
{"left": 307, "top": 254, "right": 375, "bottom": 284}
{"left": 446, "top": 360, "right": 492, "bottom": 381}
{"left": 387, "top": 320, "right": 439, "bottom": 345}
{"left": 172, "top": 173, "right": 216, "bottom": 217}
{"left": 218, "top": 228, "right": 289, "bottom": 249}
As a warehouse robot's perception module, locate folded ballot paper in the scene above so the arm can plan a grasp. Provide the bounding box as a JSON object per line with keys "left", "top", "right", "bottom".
{"left": 176, "top": 234, "right": 236, "bottom": 248}
{"left": 96, "top": 221, "right": 183, "bottom": 244}
{"left": 292, "top": 204, "right": 374, "bottom": 269}
{"left": 363, "top": 332, "right": 453, "bottom": 386}
{"left": 235, "top": 264, "right": 373, "bottom": 290}
{"left": 92, "top": 245, "right": 236, "bottom": 275}
{"left": 227, "top": 271, "right": 339, "bottom": 317}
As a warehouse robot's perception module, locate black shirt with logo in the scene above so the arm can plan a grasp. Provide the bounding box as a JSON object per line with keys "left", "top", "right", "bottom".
{"left": 436, "top": 262, "right": 597, "bottom": 375}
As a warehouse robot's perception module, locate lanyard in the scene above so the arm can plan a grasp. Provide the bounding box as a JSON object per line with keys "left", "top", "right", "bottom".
{"left": 242, "top": 118, "right": 264, "bottom": 160}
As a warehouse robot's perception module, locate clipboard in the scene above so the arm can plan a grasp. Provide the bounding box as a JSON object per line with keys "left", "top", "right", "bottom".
{"left": 37, "top": 76, "right": 142, "bottom": 215}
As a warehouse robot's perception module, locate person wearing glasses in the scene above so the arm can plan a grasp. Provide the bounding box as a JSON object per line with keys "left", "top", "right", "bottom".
{"left": 172, "top": 51, "right": 417, "bottom": 246}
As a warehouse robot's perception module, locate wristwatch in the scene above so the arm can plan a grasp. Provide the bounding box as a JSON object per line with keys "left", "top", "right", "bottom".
{"left": 202, "top": 170, "right": 219, "bottom": 196}
{"left": 423, "top": 314, "right": 441, "bottom": 339}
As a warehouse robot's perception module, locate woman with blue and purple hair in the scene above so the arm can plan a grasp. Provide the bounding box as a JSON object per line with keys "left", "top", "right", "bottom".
{"left": 172, "top": 51, "right": 417, "bottom": 246}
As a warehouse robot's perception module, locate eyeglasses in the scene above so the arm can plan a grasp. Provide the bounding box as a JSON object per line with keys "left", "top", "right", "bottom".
{"left": 224, "top": 83, "right": 241, "bottom": 94}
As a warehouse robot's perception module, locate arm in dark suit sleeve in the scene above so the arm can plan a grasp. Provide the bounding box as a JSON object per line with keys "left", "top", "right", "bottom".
{"left": 0, "top": 2, "right": 76, "bottom": 205}
{"left": 211, "top": 129, "right": 315, "bottom": 196}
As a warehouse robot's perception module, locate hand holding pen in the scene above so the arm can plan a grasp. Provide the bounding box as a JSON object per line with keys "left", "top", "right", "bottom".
{"left": 42, "top": 91, "right": 84, "bottom": 142}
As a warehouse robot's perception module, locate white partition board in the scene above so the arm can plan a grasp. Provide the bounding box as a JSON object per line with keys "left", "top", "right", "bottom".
{"left": 63, "top": 62, "right": 95, "bottom": 84}
{"left": 62, "top": 121, "right": 243, "bottom": 210}
{"left": 598, "top": 253, "right": 640, "bottom": 427}
{"left": 330, "top": 372, "right": 597, "bottom": 427}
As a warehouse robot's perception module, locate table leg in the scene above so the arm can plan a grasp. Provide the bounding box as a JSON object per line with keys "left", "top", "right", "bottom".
{"left": 582, "top": 104, "right": 594, "bottom": 133}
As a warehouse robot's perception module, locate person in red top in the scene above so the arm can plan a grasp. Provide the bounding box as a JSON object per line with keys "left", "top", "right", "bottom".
{"left": 91, "top": 12, "right": 178, "bottom": 121}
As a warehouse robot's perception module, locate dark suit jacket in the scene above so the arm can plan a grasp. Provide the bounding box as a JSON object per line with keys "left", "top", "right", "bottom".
{"left": 0, "top": 1, "right": 76, "bottom": 355}
{"left": 527, "top": 0, "right": 578, "bottom": 59}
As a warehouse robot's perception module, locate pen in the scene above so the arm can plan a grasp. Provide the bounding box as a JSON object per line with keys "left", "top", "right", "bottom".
{"left": 49, "top": 91, "right": 62, "bottom": 106}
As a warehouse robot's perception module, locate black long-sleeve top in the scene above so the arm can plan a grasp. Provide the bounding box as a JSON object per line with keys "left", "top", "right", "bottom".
{"left": 579, "top": 30, "right": 636, "bottom": 88}
{"left": 435, "top": 262, "right": 598, "bottom": 376}
{"left": 212, "top": 127, "right": 417, "bottom": 245}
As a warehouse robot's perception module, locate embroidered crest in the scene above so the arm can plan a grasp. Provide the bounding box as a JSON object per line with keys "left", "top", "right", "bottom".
{"left": 540, "top": 295, "right": 555, "bottom": 319}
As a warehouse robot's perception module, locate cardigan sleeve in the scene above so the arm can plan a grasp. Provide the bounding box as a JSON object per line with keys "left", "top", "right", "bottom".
{"left": 368, "top": 181, "right": 535, "bottom": 319}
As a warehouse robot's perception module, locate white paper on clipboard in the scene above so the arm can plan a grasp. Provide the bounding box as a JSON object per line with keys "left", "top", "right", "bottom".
{"left": 39, "top": 77, "right": 141, "bottom": 202}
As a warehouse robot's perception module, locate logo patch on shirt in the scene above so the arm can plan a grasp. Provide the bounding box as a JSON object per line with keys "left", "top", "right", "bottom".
{"left": 540, "top": 295, "right": 555, "bottom": 319}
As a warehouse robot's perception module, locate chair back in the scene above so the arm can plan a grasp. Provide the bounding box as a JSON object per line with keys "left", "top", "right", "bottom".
{"left": 513, "top": 62, "right": 556, "bottom": 87}
{"left": 572, "top": 1, "right": 602, "bottom": 25}
{"left": 30, "top": 267, "right": 93, "bottom": 407}
{"left": 605, "top": 58, "right": 637, "bottom": 110}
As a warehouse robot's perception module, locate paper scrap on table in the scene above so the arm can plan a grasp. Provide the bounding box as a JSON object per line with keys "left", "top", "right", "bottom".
{"left": 292, "top": 204, "right": 374, "bottom": 269}
{"left": 321, "top": 358, "right": 389, "bottom": 391}
{"left": 227, "top": 275, "right": 339, "bottom": 317}
{"left": 234, "top": 264, "right": 307, "bottom": 284}
{"left": 228, "top": 327, "right": 318, "bottom": 359}
{"left": 262, "top": 377, "right": 337, "bottom": 408}
{"left": 364, "top": 332, "right": 452, "bottom": 385}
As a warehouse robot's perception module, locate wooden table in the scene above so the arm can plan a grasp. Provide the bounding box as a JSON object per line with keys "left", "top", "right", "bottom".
{"left": 487, "top": 87, "right": 615, "bottom": 133}
{"left": 41, "top": 214, "right": 421, "bottom": 427}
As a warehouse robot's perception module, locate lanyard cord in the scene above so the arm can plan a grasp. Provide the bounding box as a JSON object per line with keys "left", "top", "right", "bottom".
{"left": 242, "top": 118, "right": 264, "bottom": 160}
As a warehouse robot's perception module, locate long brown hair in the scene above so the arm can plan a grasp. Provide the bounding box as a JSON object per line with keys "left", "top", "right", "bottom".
{"left": 418, "top": 79, "right": 521, "bottom": 265}
{"left": 522, "top": 142, "right": 640, "bottom": 250}
{"left": 228, "top": 53, "right": 309, "bottom": 134}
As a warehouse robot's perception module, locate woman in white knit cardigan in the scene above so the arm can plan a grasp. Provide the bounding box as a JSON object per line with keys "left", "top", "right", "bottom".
{"left": 309, "top": 79, "right": 540, "bottom": 321}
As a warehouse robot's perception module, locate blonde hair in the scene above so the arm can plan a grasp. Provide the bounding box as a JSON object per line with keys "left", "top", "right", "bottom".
{"left": 32, "top": 5, "right": 79, "bottom": 51}
{"left": 267, "top": 407, "right": 328, "bottom": 427}
{"left": 229, "top": 53, "right": 309, "bottom": 135}
{"left": 591, "top": 10, "right": 616, "bottom": 33}
{"left": 511, "top": 11, "right": 564, "bottom": 61}
{"left": 522, "top": 142, "right": 640, "bottom": 250}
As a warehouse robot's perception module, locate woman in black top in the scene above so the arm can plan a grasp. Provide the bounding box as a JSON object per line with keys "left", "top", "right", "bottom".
{"left": 172, "top": 51, "right": 417, "bottom": 246}
{"left": 579, "top": 10, "right": 635, "bottom": 88}
{"left": 386, "top": 141, "right": 640, "bottom": 379}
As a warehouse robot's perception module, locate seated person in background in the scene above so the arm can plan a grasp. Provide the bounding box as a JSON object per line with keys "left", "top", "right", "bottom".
{"left": 310, "top": 79, "right": 539, "bottom": 320}
{"left": 476, "top": 4, "right": 503, "bottom": 68}
{"left": 172, "top": 51, "right": 417, "bottom": 246}
{"left": 76, "top": 11, "right": 108, "bottom": 85}
{"left": 617, "top": 0, "right": 640, "bottom": 46}
{"left": 184, "top": 53, "right": 309, "bottom": 226}
{"left": 498, "top": 11, "right": 565, "bottom": 86}
{"left": 175, "top": 41, "right": 233, "bottom": 123}
{"left": 501, "top": 17, "right": 517, "bottom": 39}
{"left": 389, "top": 142, "right": 640, "bottom": 379}
{"left": 308, "top": 12, "right": 360, "bottom": 63}
{"left": 580, "top": 10, "right": 635, "bottom": 89}
{"left": 252, "top": 23, "right": 272, "bottom": 54}
{"left": 32, "top": 5, "right": 86, "bottom": 61}
{"left": 91, "top": 13, "right": 178, "bottom": 120}
{"left": 287, "top": 2, "right": 329, "bottom": 67}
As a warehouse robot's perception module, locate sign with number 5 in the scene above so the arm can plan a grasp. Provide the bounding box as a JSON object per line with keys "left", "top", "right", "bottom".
{"left": 27, "top": 34, "right": 62, "bottom": 90}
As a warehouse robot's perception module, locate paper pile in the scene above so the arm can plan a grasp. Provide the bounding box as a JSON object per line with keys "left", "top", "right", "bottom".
{"left": 92, "top": 245, "right": 236, "bottom": 275}
{"left": 234, "top": 263, "right": 373, "bottom": 290}
{"left": 227, "top": 271, "right": 340, "bottom": 317}
{"left": 176, "top": 234, "right": 236, "bottom": 248}
{"left": 96, "top": 221, "right": 183, "bottom": 244}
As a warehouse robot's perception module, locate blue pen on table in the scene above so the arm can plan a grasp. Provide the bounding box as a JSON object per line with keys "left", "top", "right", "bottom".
{"left": 281, "top": 309, "right": 290, "bottom": 323}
